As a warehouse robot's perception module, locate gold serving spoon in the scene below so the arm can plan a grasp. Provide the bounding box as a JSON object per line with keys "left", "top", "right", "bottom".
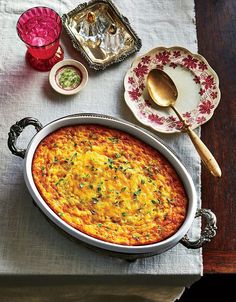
{"left": 147, "top": 69, "right": 221, "bottom": 177}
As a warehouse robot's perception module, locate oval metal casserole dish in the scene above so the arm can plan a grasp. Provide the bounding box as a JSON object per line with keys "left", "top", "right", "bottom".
{"left": 8, "top": 113, "right": 217, "bottom": 258}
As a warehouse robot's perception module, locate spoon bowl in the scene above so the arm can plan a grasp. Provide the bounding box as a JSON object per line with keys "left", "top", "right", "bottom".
{"left": 147, "top": 69, "right": 178, "bottom": 107}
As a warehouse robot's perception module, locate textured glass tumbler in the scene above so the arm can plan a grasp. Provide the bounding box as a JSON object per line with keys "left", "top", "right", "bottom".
{"left": 17, "top": 7, "right": 64, "bottom": 71}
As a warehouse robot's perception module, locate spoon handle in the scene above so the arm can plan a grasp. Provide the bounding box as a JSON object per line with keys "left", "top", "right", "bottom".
{"left": 170, "top": 105, "right": 221, "bottom": 177}
{"left": 185, "top": 127, "right": 221, "bottom": 177}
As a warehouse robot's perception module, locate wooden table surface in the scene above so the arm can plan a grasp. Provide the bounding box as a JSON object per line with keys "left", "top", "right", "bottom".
{"left": 195, "top": 0, "right": 236, "bottom": 273}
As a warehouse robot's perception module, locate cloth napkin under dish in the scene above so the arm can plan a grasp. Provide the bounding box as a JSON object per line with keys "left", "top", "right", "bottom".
{"left": 0, "top": 0, "right": 201, "bottom": 301}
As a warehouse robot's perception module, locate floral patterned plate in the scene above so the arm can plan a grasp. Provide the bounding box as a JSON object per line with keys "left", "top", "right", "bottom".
{"left": 124, "top": 46, "right": 221, "bottom": 133}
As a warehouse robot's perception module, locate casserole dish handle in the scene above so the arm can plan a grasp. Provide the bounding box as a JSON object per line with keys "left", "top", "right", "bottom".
{"left": 180, "top": 208, "right": 217, "bottom": 249}
{"left": 8, "top": 117, "right": 43, "bottom": 158}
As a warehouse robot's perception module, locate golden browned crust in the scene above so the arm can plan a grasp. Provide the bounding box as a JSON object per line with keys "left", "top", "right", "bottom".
{"left": 32, "top": 125, "right": 188, "bottom": 245}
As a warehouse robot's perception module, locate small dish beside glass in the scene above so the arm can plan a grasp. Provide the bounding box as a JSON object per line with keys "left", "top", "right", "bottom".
{"left": 49, "top": 59, "right": 88, "bottom": 95}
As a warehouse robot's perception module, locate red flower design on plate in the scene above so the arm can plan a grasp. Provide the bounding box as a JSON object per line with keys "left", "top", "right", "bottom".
{"left": 128, "top": 77, "right": 135, "bottom": 84}
{"left": 144, "top": 99, "right": 152, "bottom": 107}
{"left": 139, "top": 83, "right": 145, "bottom": 90}
{"left": 156, "top": 51, "right": 170, "bottom": 65}
{"left": 198, "top": 61, "right": 208, "bottom": 71}
{"left": 169, "top": 62, "right": 177, "bottom": 69}
{"left": 128, "top": 88, "right": 141, "bottom": 101}
{"left": 210, "top": 91, "right": 218, "bottom": 99}
{"left": 183, "top": 112, "right": 191, "bottom": 118}
{"left": 156, "top": 64, "right": 164, "bottom": 70}
{"left": 193, "top": 75, "right": 200, "bottom": 84}
{"left": 141, "top": 56, "right": 151, "bottom": 64}
{"left": 182, "top": 55, "right": 198, "bottom": 69}
{"left": 199, "top": 88, "right": 205, "bottom": 96}
{"left": 202, "top": 75, "right": 214, "bottom": 90}
{"left": 176, "top": 121, "right": 184, "bottom": 130}
{"left": 199, "top": 100, "right": 214, "bottom": 114}
{"left": 196, "top": 116, "right": 206, "bottom": 124}
{"left": 134, "top": 63, "right": 149, "bottom": 78}
{"left": 148, "top": 114, "right": 165, "bottom": 125}
{"left": 173, "top": 50, "right": 181, "bottom": 58}
{"left": 166, "top": 116, "right": 176, "bottom": 122}
{"left": 168, "top": 123, "right": 176, "bottom": 129}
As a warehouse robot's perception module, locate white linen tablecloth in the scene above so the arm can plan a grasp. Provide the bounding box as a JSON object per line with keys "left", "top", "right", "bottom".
{"left": 0, "top": 0, "right": 201, "bottom": 301}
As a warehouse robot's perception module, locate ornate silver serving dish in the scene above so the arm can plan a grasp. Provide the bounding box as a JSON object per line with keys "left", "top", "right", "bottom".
{"left": 62, "top": 0, "right": 142, "bottom": 70}
{"left": 8, "top": 113, "right": 217, "bottom": 259}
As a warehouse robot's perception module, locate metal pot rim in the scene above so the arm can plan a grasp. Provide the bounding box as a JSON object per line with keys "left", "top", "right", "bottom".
{"left": 18, "top": 113, "right": 196, "bottom": 254}
{"left": 10, "top": 113, "right": 219, "bottom": 256}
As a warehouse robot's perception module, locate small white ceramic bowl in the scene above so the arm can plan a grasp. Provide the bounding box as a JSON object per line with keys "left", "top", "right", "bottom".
{"left": 49, "top": 59, "right": 88, "bottom": 95}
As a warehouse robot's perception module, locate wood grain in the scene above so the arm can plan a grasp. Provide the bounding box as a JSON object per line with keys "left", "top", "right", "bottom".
{"left": 204, "top": 251, "right": 236, "bottom": 273}
{"left": 195, "top": 0, "right": 236, "bottom": 272}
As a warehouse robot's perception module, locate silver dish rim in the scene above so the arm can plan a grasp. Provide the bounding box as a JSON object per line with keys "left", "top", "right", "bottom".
{"left": 21, "top": 113, "right": 197, "bottom": 254}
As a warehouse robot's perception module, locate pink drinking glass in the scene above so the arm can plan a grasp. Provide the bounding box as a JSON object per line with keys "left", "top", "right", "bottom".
{"left": 17, "top": 7, "right": 64, "bottom": 71}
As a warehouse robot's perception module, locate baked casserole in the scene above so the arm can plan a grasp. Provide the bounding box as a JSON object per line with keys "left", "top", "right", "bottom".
{"left": 32, "top": 125, "right": 187, "bottom": 245}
